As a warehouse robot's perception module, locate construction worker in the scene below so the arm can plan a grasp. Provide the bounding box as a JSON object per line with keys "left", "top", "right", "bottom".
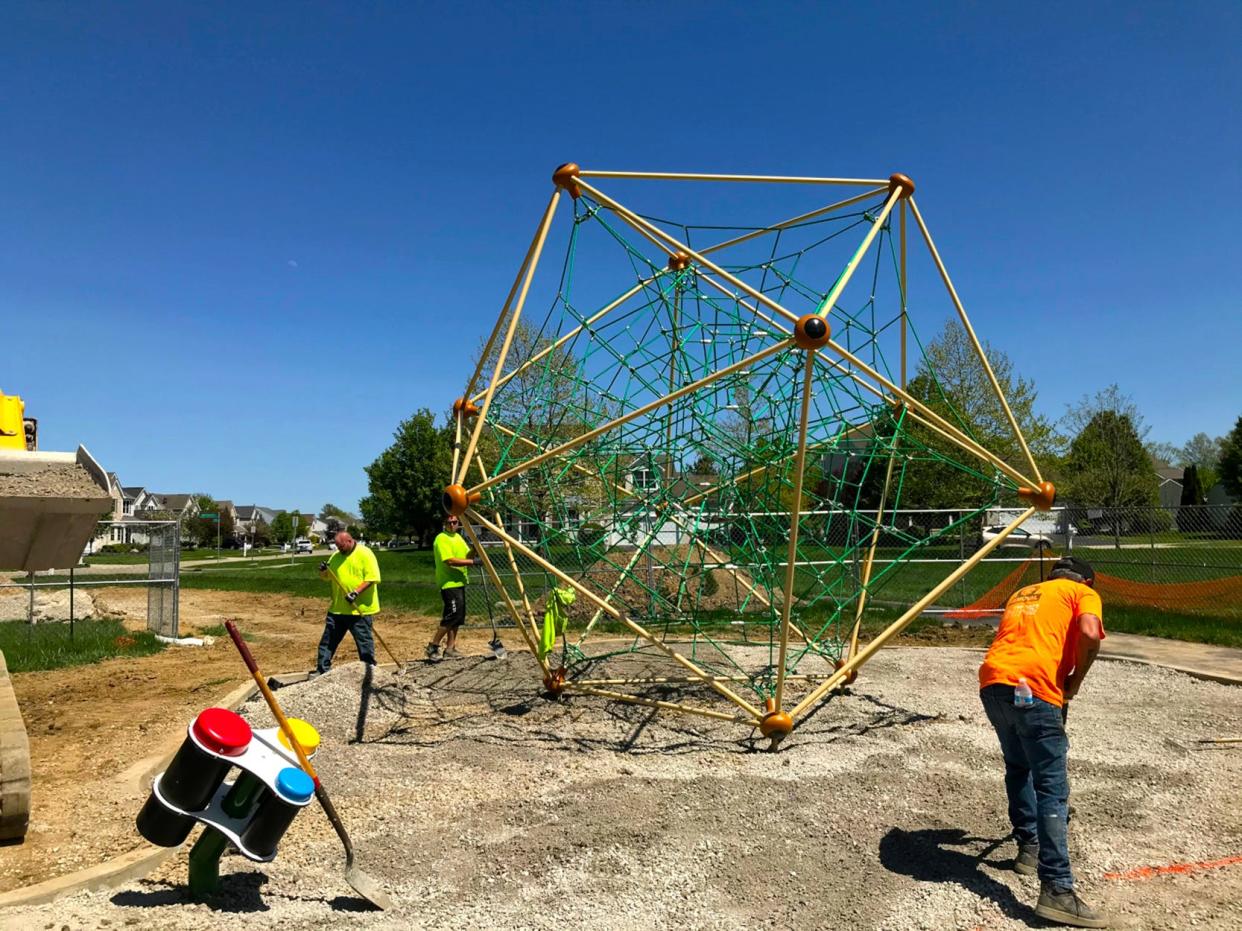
{"left": 426, "top": 514, "right": 481, "bottom": 661}
{"left": 978, "top": 555, "right": 1107, "bottom": 928}
{"left": 312, "top": 531, "right": 381, "bottom": 674}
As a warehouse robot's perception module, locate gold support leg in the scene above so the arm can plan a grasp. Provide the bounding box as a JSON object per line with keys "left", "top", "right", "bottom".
{"left": 790, "top": 507, "right": 1037, "bottom": 719}
{"left": 773, "top": 353, "right": 816, "bottom": 711}
{"left": 457, "top": 188, "right": 563, "bottom": 483}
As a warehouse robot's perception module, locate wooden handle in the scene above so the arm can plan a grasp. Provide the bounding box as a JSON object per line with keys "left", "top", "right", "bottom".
{"left": 224, "top": 620, "right": 320, "bottom": 785}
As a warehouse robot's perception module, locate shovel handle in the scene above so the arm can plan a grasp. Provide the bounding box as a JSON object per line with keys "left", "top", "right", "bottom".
{"left": 224, "top": 620, "right": 321, "bottom": 786}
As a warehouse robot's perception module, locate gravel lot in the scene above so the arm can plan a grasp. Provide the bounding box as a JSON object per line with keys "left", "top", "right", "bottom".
{"left": 3, "top": 647, "right": 1240, "bottom": 930}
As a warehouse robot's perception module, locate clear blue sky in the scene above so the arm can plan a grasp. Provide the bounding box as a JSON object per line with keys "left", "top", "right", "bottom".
{"left": 3, "top": 2, "right": 1239, "bottom": 512}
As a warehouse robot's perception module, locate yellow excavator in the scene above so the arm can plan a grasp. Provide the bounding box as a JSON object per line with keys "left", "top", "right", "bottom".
{"left": 0, "top": 390, "right": 112, "bottom": 572}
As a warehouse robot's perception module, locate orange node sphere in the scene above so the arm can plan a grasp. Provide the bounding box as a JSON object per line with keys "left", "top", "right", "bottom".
{"left": 543, "top": 667, "right": 567, "bottom": 696}
{"left": 453, "top": 397, "right": 481, "bottom": 418}
{"left": 441, "top": 483, "right": 480, "bottom": 516}
{"left": 834, "top": 659, "right": 858, "bottom": 686}
{"left": 759, "top": 710, "right": 793, "bottom": 740}
{"left": 793, "top": 314, "right": 831, "bottom": 350}
{"left": 552, "top": 162, "right": 582, "bottom": 199}
{"left": 667, "top": 251, "right": 692, "bottom": 272}
{"left": 888, "top": 173, "right": 916, "bottom": 200}
{"left": 1018, "top": 481, "right": 1057, "bottom": 511}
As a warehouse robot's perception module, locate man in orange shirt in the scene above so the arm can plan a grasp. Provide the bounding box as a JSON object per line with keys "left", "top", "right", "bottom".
{"left": 978, "top": 556, "right": 1107, "bottom": 928}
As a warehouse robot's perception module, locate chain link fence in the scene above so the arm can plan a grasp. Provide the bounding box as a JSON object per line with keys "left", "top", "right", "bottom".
{"left": 0, "top": 520, "right": 181, "bottom": 637}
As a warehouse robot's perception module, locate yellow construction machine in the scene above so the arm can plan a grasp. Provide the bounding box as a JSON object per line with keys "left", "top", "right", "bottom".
{"left": 0, "top": 390, "right": 112, "bottom": 571}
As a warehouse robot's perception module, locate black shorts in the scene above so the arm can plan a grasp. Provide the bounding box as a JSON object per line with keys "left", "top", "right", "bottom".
{"left": 440, "top": 586, "right": 466, "bottom": 629}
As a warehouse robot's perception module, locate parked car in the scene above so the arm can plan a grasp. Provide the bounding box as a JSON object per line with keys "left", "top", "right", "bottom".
{"left": 295, "top": 539, "right": 313, "bottom": 553}
{"left": 980, "top": 525, "right": 1054, "bottom": 550}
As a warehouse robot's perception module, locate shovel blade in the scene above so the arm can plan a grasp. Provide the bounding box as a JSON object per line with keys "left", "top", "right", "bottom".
{"left": 346, "top": 865, "right": 394, "bottom": 910}
{"left": 488, "top": 639, "right": 507, "bottom": 660}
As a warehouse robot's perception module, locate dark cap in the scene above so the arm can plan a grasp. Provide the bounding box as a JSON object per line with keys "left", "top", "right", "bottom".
{"left": 1050, "top": 555, "right": 1095, "bottom": 585}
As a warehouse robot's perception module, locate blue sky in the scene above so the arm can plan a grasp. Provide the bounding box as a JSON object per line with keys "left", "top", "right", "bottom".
{"left": 3, "top": 2, "right": 1239, "bottom": 512}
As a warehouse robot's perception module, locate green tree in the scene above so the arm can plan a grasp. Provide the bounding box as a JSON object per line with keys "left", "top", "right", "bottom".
{"left": 1064, "top": 410, "right": 1158, "bottom": 544}
{"left": 1219, "top": 416, "right": 1242, "bottom": 499}
{"left": 359, "top": 409, "right": 453, "bottom": 546}
{"left": 270, "top": 511, "right": 295, "bottom": 545}
{"left": 187, "top": 495, "right": 234, "bottom": 549}
{"left": 892, "top": 320, "right": 1059, "bottom": 510}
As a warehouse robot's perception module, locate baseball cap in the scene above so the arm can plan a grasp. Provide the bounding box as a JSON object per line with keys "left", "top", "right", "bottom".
{"left": 1050, "top": 555, "right": 1095, "bottom": 585}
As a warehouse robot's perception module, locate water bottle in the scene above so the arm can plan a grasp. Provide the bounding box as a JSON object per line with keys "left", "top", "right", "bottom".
{"left": 1014, "top": 677, "right": 1035, "bottom": 707}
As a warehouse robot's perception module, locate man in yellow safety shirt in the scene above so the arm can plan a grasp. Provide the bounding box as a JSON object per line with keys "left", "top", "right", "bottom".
{"left": 313, "top": 531, "right": 381, "bottom": 674}
{"left": 426, "top": 514, "right": 481, "bottom": 661}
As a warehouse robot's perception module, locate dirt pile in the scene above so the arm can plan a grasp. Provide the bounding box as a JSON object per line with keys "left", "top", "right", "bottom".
{"left": 4, "top": 647, "right": 1239, "bottom": 930}
{"left": 0, "top": 463, "right": 105, "bottom": 498}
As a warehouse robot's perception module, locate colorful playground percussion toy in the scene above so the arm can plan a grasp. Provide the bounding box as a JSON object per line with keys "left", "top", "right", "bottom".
{"left": 136, "top": 706, "right": 320, "bottom": 896}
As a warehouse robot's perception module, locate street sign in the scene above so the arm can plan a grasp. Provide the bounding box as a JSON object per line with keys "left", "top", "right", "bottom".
{"left": 200, "top": 512, "right": 218, "bottom": 519}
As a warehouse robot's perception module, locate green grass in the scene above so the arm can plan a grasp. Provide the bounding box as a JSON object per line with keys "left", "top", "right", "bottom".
{"left": 84, "top": 547, "right": 306, "bottom": 565}
{"left": 0, "top": 618, "right": 166, "bottom": 672}
{"left": 173, "top": 544, "right": 1240, "bottom": 648}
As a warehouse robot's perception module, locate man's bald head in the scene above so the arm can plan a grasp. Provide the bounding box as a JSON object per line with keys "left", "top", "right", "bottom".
{"left": 335, "top": 531, "right": 356, "bottom": 554}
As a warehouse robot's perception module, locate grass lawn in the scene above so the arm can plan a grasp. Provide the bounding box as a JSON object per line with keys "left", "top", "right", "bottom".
{"left": 84, "top": 547, "right": 309, "bottom": 565}
{"left": 170, "top": 544, "right": 1240, "bottom": 649}
{"left": 0, "top": 618, "right": 166, "bottom": 673}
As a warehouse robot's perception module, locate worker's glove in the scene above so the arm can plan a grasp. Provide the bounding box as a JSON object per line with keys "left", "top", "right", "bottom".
{"left": 472, "top": 557, "right": 483, "bottom": 567}
{"left": 319, "top": 561, "right": 329, "bottom": 572}
{"left": 345, "top": 591, "right": 359, "bottom": 604}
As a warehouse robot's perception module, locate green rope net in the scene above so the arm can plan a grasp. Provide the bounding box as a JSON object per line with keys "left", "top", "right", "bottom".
{"left": 456, "top": 172, "right": 1027, "bottom": 727}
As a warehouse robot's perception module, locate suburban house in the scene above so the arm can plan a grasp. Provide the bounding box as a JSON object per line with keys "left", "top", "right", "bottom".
{"left": 234, "top": 505, "right": 279, "bottom": 539}
{"left": 1153, "top": 460, "right": 1184, "bottom": 510}
{"left": 143, "top": 494, "right": 201, "bottom": 521}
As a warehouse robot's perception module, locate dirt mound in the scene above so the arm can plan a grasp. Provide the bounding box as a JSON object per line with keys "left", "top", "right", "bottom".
{"left": 0, "top": 463, "right": 105, "bottom": 498}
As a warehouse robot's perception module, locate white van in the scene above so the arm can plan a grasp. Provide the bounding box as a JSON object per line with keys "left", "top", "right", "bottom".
{"left": 295, "top": 538, "right": 313, "bottom": 554}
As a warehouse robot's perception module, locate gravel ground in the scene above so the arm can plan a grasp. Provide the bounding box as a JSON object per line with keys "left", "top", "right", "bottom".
{"left": 3, "top": 647, "right": 1240, "bottom": 930}
{"left": 0, "top": 463, "right": 106, "bottom": 498}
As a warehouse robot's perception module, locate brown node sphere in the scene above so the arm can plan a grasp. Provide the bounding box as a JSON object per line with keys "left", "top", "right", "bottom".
{"left": 1018, "top": 481, "right": 1057, "bottom": 511}
{"left": 888, "top": 173, "right": 916, "bottom": 200}
{"left": 667, "top": 251, "right": 692, "bottom": 272}
{"left": 834, "top": 658, "right": 858, "bottom": 686}
{"left": 453, "top": 397, "right": 481, "bottom": 418}
{"left": 442, "top": 483, "right": 479, "bottom": 516}
{"left": 552, "top": 162, "right": 582, "bottom": 199}
{"left": 794, "top": 314, "right": 831, "bottom": 350}
{"left": 543, "top": 667, "right": 567, "bottom": 696}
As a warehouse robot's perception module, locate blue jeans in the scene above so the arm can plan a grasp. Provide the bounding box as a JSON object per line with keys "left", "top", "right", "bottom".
{"left": 980, "top": 684, "right": 1074, "bottom": 890}
{"left": 316, "top": 613, "right": 377, "bottom": 672}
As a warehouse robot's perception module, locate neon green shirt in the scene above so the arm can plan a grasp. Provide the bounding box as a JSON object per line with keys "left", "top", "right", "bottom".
{"left": 327, "top": 544, "right": 381, "bottom": 615}
{"left": 433, "top": 531, "right": 470, "bottom": 589}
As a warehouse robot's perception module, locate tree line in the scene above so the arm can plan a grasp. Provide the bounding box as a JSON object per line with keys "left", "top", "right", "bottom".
{"left": 359, "top": 319, "right": 1242, "bottom": 545}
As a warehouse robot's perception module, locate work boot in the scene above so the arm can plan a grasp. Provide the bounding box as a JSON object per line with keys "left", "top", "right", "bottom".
{"left": 1014, "top": 842, "right": 1039, "bottom": 876}
{"left": 424, "top": 643, "right": 441, "bottom": 662}
{"left": 1035, "top": 885, "right": 1108, "bottom": 928}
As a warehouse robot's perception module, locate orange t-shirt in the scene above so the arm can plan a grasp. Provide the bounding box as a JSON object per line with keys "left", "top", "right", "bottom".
{"left": 978, "top": 577, "right": 1104, "bottom": 707}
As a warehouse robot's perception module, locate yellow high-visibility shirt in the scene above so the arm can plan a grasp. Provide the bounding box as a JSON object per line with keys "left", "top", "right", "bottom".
{"left": 327, "top": 544, "right": 381, "bottom": 615}
{"left": 433, "top": 531, "right": 470, "bottom": 589}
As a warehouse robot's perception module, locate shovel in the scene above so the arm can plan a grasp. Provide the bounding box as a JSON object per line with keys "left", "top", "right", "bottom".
{"left": 477, "top": 557, "right": 506, "bottom": 660}
{"left": 322, "top": 564, "right": 403, "bottom": 669}
{"left": 224, "top": 620, "right": 393, "bottom": 910}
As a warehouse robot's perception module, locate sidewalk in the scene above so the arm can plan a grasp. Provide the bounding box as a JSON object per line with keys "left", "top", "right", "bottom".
{"left": 1102, "top": 631, "right": 1242, "bottom": 686}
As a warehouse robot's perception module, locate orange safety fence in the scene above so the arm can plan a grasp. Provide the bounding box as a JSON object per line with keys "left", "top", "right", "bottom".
{"left": 946, "top": 556, "right": 1242, "bottom": 620}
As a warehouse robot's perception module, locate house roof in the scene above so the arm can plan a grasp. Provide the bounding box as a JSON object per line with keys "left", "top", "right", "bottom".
{"left": 1155, "top": 466, "right": 1183, "bottom": 483}
{"left": 150, "top": 494, "right": 196, "bottom": 511}
{"left": 121, "top": 486, "right": 146, "bottom": 499}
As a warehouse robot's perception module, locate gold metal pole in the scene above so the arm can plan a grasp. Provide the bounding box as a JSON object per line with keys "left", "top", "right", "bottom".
{"left": 813, "top": 186, "right": 903, "bottom": 320}
{"left": 576, "top": 673, "right": 833, "bottom": 687}
{"left": 450, "top": 411, "right": 464, "bottom": 490}
{"left": 563, "top": 684, "right": 752, "bottom": 724}
{"left": 469, "top": 280, "right": 650, "bottom": 406}
{"left": 908, "top": 198, "right": 1042, "bottom": 483}
{"left": 457, "top": 188, "right": 562, "bottom": 483}
{"left": 461, "top": 519, "right": 548, "bottom": 673}
{"left": 574, "top": 178, "right": 802, "bottom": 326}
{"left": 847, "top": 446, "right": 898, "bottom": 660}
{"left": 773, "top": 353, "right": 816, "bottom": 710}
{"left": 467, "top": 509, "right": 764, "bottom": 719}
{"left": 814, "top": 342, "right": 1039, "bottom": 490}
{"left": 900, "top": 199, "right": 907, "bottom": 389}
{"left": 469, "top": 339, "right": 793, "bottom": 496}
{"left": 474, "top": 454, "right": 543, "bottom": 647}
{"left": 790, "top": 506, "right": 1037, "bottom": 719}
{"left": 459, "top": 218, "right": 543, "bottom": 404}
{"left": 577, "top": 170, "right": 888, "bottom": 186}
{"left": 698, "top": 187, "right": 888, "bottom": 256}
